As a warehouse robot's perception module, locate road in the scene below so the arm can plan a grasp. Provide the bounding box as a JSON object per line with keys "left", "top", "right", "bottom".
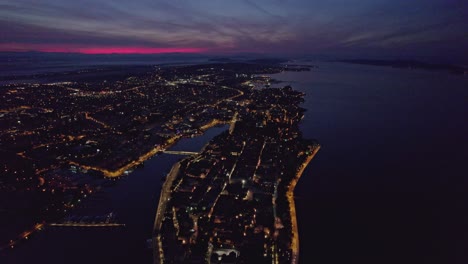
{"left": 288, "top": 144, "right": 320, "bottom": 264}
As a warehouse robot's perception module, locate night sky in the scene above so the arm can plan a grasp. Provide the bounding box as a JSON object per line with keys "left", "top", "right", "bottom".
{"left": 1, "top": 0, "right": 467, "bottom": 62}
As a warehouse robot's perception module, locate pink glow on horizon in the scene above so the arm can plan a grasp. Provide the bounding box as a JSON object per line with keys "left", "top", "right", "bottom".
{"left": 74, "top": 47, "right": 205, "bottom": 54}
{"left": 0, "top": 43, "right": 206, "bottom": 54}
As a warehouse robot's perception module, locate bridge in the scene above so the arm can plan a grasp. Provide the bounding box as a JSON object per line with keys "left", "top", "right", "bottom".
{"left": 162, "top": 150, "right": 199, "bottom": 156}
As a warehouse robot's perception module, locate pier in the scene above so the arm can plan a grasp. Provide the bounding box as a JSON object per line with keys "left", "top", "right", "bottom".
{"left": 49, "top": 212, "right": 125, "bottom": 228}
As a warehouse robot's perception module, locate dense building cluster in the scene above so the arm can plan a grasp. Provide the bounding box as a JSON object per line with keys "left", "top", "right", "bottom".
{"left": 0, "top": 62, "right": 317, "bottom": 262}
{"left": 0, "top": 63, "right": 292, "bottom": 251}
{"left": 153, "top": 86, "right": 319, "bottom": 263}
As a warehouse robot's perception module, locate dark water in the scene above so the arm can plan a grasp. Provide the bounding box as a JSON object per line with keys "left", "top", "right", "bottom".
{"left": 2, "top": 125, "right": 228, "bottom": 264}
{"left": 271, "top": 63, "right": 468, "bottom": 264}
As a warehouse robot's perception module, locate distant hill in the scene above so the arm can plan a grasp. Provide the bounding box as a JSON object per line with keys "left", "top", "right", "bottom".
{"left": 247, "top": 58, "right": 287, "bottom": 64}
{"left": 208, "top": 58, "right": 236, "bottom": 62}
{"left": 208, "top": 57, "right": 290, "bottom": 65}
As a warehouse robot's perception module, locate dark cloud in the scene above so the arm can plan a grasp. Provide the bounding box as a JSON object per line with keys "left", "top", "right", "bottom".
{"left": 0, "top": 0, "right": 466, "bottom": 62}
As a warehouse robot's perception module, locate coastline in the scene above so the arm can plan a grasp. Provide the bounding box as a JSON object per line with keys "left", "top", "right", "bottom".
{"left": 153, "top": 161, "right": 182, "bottom": 264}
{"left": 69, "top": 118, "right": 228, "bottom": 178}
{"left": 287, "top": 143, "right": 320, "bottom": 264}
{"left": 68, "top": 136, "right": 180, "bottom": 178}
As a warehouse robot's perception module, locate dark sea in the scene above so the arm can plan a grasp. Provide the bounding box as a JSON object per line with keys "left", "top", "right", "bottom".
{"left": 2, "top": 60, "right": 467, "bottom": 264}
{"left": 271, "top": 62, "right": 467, "bottom": 264}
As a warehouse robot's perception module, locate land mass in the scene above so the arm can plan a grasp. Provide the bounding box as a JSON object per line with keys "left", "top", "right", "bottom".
{"left": 153, "top": 85, "right": 319, "bottom": 263}
{"left": 0, "top": 61, "right": 316, "bottom": 264}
